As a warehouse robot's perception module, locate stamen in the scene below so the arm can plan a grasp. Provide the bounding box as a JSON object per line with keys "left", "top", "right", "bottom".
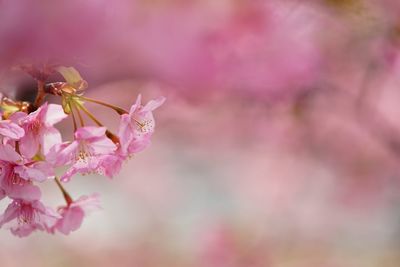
{"left": 5, "top": 169, "right": 28, "bottom": 187}
{"left": 29, "top": 120, "right": 41, "bottom": 134}
{"left": 17, "top": 203, "right": 35, "bottom": 225}
{"left": 11, "top": 174, "right": 24, "bottom": 186}
{"left": 76, "top": 150, "right": 91, "bottom": 164}
{"left": 134, "top": 117, "right": 154, "bottom": 134}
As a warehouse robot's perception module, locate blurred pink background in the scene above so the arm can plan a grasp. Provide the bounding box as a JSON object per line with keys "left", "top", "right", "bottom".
{"left": 2, "top": 0, "right": 400, "bottom": 266}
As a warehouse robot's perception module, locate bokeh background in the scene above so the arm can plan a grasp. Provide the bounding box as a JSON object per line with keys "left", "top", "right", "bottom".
{"left": 2, "top": 0, "right": 400, "bottom": 266}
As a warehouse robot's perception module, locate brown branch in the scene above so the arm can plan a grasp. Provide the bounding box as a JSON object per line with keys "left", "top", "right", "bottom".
{"left": 34, "top": 80, "right": 46, "bottom": 108}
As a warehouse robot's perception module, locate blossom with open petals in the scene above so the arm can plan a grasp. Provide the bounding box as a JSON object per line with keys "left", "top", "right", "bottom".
{"left": 0, "top": 119, "right": 24, "bottom": 141}
{"left": 118, "top": 95, "right": 165, "bottom": 156}
{"left": 17, "top": 103, "right": 67, "bottom": 158}
{"left": 50, "top": 193, "right": 101, "bottom": 235}
{"left": 0, "top": 144, "right": 52, "bottom": 201}
{"left": 0, "top": 199, "right": 60, "bottom": 237}
{"left": 48, "top": 126, "right": 117, "bottom": 182}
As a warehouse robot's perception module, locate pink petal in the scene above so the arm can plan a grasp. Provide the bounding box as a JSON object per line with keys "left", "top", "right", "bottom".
{"left": 90, "top": 137, "right": 117, "bottom": 155}
{"left": 32, "top": 201, "right": 60, "bottom": 219}
{"left": 0, "top": 121, "right": 25, "bottom": 140}
{"left": 14, "top": 162, "right": 55, "bottom": 182}
{"left": 128, "top": 136, "right": 152, "bottom": 154}
{"left": 41, "top": 127, "right": 62, "bottom": 156}
{"left": 61, "top": 156, "right": 102, "bottom": 182}
{"left": 54, "top": 193, "right": 101, "bottom": 235}
{"left": 0, "top": 201, "right": 19, "bottom": 227}
{"left": 60, "top": 159, "right": 95, "bottom": 182}
{"left": 118, "top": 114, "right": 133, "bottom": 156}
{"left": 46, "top": 141, "right": 79, "bottom": 166}
{"left": 93, "top": 155, "right": 121, "bottom": 178}
{"left": 23, "top": 103, "right": 44, "bottom": 123}
{"left": 19, "top": 131, "right": 39, "bottom": 159}
{"left": 129, "top": 94, "right": 142, "bottom": 115}
{"left": 142, "top": 96, "right": 166, "bottom": 113}
{"left": 72, "top": 193, "right": 101, "bottom": 214}
{"left": 60, "top": 169, "right": 77, "bottom": 182}
{"left": 7, "top": 184, "right": 41, "bottom": 201}
{"left": 44, "top": 104, "right": 68, "bottom": 126}
{"left": 9, "top": 112, "right": 27, "bottom": 123}
{"left": 55, "top": 207, "right": 85, "bottom": 235}
{"left": 75, "top": 126, "right": 107, "bottom": 140}
{"left": 11, "top": 224, "right": 36, "bottom": 237}
{"left": 0, "top": 144, "right": 22, "bottom": 163}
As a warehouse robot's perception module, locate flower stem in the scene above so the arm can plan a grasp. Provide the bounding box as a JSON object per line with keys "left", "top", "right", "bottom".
{"left": 75, "top": 104, "right": 85, "bottom": 127}
{"left": 74, "top": 100, "right": 120, "bottom": 144}
{"left": 69, "top": 102, "right": 78, "bottom": 133}
{"left": 34, "top": 81, "right": 46, "bottom": 108}
{"left": 75, "top": 101, "right": 104, "bottom": 127}
{"left": 55, "top": 177, "right": 73, "bottom": 206}
{"left": 79, "top": 96, "right": 128, "bottom": 115}
{"left": 106, "top": 130, "right": 120, "bottom": 145}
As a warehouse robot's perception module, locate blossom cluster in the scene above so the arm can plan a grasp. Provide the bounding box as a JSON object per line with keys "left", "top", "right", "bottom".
{"left": 0, "top": 66, "right": 165, "bottom": 237}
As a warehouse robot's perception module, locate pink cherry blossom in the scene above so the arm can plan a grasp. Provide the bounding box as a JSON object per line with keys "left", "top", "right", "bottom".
{"left": 0, "top": 66, "right": 164, "bottom": 237}
{"left": 0, "top": 144, "right": 52, "bottom": 201}
{"left": 17, "top": 103, "right": 67, "bottom": 158}
{"left": 50, "top": 193, "right": 101, "bottom": 235}
{"left": 118, "top": 95, "right": 165, "bottom": 156}
{"left": 0, "top": 199, "right": 60, "bottom": 237}
{"left": 0, "top": 119, "right": 24, "bottom": 141}
{"left": 0, "top": 167, "right": 41, "bottom": 201}
{"left": 0, "top": 144, "right": 55, "bottom": 182}
{"left": 48, "top": 126, "right": 117, "bottom": 182}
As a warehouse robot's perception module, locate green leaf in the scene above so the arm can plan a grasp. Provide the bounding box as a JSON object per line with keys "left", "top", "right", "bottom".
{"left": 56, "top": 66, "right": 85, "bottom": 89}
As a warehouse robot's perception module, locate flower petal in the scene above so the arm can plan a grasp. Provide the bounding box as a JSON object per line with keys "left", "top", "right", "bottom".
{"left": 0, "top": 121, "right": 25, "bottom": 140}
{"left": 44, "top": 104, "right": 68, "bottom": 126}
{"left": 0, "top": 144, "right": 22, "bottom": 163}
{"left": 41, "top": 127, "right": 62, "bottom": 156}
{"left": 19, "top": 130, "right": 39, "bottom": 159}
{"left": 14, "top": 161, "right": 55, "bottom": 182}
{"left": 46, "top": 141, "right": 79, "bottom": 166}
{"left": 0, "top": 201, "right": 20, "bottom": 227}
{"left": 129, "top": 94, "right": 142, "bottom": 115}
{"left": 90, "top": 137, "right": 117, "bottom": 155}
{"left": 7, "top": 184, "right": 41, "bottom": 201}
{"left": 55, "top": 207, "right": 85, "bottom": 235}
{"left": 75, "top": 126, "right": 107, "bottom": 140}
{"left": 141, "top": 96, "right": 166, "bottom": 113}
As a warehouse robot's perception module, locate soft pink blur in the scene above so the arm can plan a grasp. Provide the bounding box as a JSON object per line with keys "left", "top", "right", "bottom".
{"left": 2, "top": 0, "right": 400, "bottom": 266}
